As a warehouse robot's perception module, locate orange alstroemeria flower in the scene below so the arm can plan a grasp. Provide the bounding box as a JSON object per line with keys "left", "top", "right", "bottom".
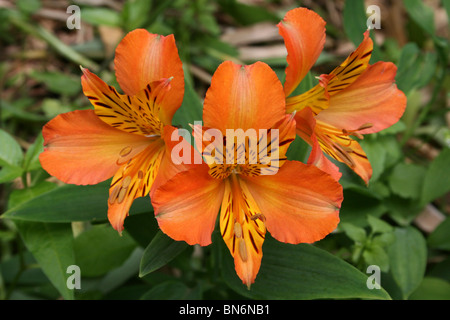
{"left": 39, "top": 29, "right": 186, "bottom": 233}
{"left": 151, "top": 61, "right": 343, "bottom": 287}
{"left": 278, "top": 8, "right": 407, "bottom": 183}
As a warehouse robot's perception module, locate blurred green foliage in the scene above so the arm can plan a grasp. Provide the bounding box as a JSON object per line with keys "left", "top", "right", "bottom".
{"left": 0, "top": 0, "right": 449, "bottom": 301}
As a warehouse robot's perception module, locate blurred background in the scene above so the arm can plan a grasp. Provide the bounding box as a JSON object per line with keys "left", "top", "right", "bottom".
{"left": 0, "top": 0, "right": 449, "bottom": 300}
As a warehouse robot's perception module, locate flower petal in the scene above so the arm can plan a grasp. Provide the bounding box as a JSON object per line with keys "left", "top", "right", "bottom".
{"left": 321, "top": 30, "right": 373, "bottom": 96}
{"left": 242, "top": 160, "right": 343, "bottom": 244}
{"left": 286, "top": 30, "right": 373, "bottom": 114}
{"left": 203, "top": 61, "right": 285, "bottom": 132}
{"left": 108, "top": 139, "right": 165, "bottom": 233}
{"left": 81, "top": 68, "right": 172, "bottom": 136}
{"left": 150, "top": 125, "right": 201, "bottom": 198}
{"left": 39, "top": 109, "right": 151, "bottom": 185}
{"left": 316, "top": 129, "right": 373, "bottom": 184}
{"left": 220, "top": 176, "right": 266, "bottom": 288}
{"left": 278, "top": 7, "right": 326, "bottom": 97}
{"left": 295, "top": 108, "right": 342, "bottom": 181}
{"left": 316, "top": 62, "right": 407, "bottom": 134}
{"left": 152, "top": 164, "right": 224, "bottom": 246}
{"left": 114, "top": 30, "right": 184, "bottom": 124}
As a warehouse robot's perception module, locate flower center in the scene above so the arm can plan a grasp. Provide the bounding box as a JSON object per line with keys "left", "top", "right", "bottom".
{"left": 205, "top": 129, "right": 284, "bottom": 179}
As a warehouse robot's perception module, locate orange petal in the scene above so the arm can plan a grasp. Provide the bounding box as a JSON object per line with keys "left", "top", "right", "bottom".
{"left": 278, "top": 7, "right": 326, "bottom": 97}
{"left": 39, "top": 109, "right": 152, "bottom": 185}
{"left": 286, "top": 83, "right": 329, "bottom": 115}
{"left": 220, "top": 175, "right": 266, "bottom": 288}
{"left": 108, "top": 139, "right": 165, "bottom": 233}
{"left": 203, "top": 61, "right": 285, "bottom": 132}
{"left": 322, "top": 30, "right": 373, "bottom": 96}
{"left": 316, "top": 62, "right": 407, "bottom": 134}
{"left": 242, "top": 160, "right": 342, "bottom": 244}
{"left": 150, "top": 125, "right": 201, "bottom": 198}
{"left": 286, "top": 30, "right": 373, "bottom": 114}
{"left": 241, "top": 113, "right": 297, "bottom": 177}
{"left": 152, "top": 163, "right": 224, "bottom": 246}
{"left": 295, "top": 108, "right": 342, "bottom": 181}
{"left": 317, "top": 130, "right": 373, "bottom": 184}
{"left": 81, "top": 68, "right": 172, "bottom": 136}
{"left": 114, "top": 30, "right": 184, "bottom": 124}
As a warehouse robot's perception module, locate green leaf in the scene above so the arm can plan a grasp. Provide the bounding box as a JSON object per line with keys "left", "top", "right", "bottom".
{"left": 222, "top": 235, "right": 391, "bottom": 300}
{"left": 23, "top": 132, "right": 44, "bottom": 172}
{"left": 7, "top": 181, "right": 58, "bottom": 209}
{"left": 98, "top": 247, "right": 143, "bottom": 294}
{"left": 9, "top": 16, "right": 99, "bottom": 71}
{"left": 444, "top": 0, "right": 450, "bottom": 20}
{"left": 16, "top": 0, "right": 41, "bottom": 14}
{"left": 217, "top": 0, "right": 279, "bottom": 26}
{"left": 428, "top": 217, "right": 450, "bottom": 251}
{"left": 0, "top": 129, "right": 23, "bottom": 168}
{"left": 388, "top": 163, "right": 427, "bottom": 199}
{"left": 0, "top": 129, "right": 24, "bottom": 183}
{"left": 172, "top": 68, "right": 203, "bottom": 131}
{"left": 29, "top": 71, "right": 81, "bottom": 96}
{"left": 385, "top": 195, "right": 422, "bottom": 226}
{"left": 339, "top": 188, "right": 386, "bottom": 227}
{"left": 122, "top": 0, "right": 153, "bottom": 31}
{"left": 140, "top": 281, "right": 197, "bottom": 300}
{"left": 367, "top": 215, "right": 394, "bottom": 234}
{"left": 0, "top": 99, "right": 49, "bottom": 122}
{"left": 139, "top": 231, "right": 188, "bottom": 277}
{"left": 0, "top": 165, "right": 24, "bottom": 184}
{"left": 428, "top": 257, "right": 450, "bottom": 282}
{"left": 359, "top": 138, "right": 387, "bottom": 183}
{"left": 2, "top": 181, "right": 152, "bottom": 222}
{"left": 288, "top": 71, "right": 314, "bottom": 97}
{"left": 395, "top": 43, "right": 437, "bottom": 94}
{"left": 388, "top": 227, "right": 427, "bottom": 299}
{"left": 421, "top": 147, "right": 450, "bottom": 206}
{"left": 339, "top": 223, "right": 367, "bottom": 243}
{"left": 74, "top": 224, "right": 137, "bottom": 277}
{"left": 363, "top": 245, "right": 390, "bottom": 272}
{"left": 343, "top": 0, "right": 367, "bottom": 46}
{"left": 14, "top": 221, "right": 75, "bottom": 300}
{"left": 80, "top": 7, "right": 122, "bottom": 27}
{"left": 403, "top": 0, "right": 435, "bottom": 36}
{"left": 123, "top": 212, "right": 159, "bottom": 248}
{"left": 285, "top": 135, "right": 310, "bottom": 163}
{"left": 409, "top": 277, "right": 450, "bottom": 300}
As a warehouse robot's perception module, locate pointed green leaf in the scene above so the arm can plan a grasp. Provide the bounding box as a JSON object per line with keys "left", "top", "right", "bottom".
{"left": 421, "top": 147, "right": 450, "bottom": 206}
{"left": 403, "top": 0, "right": 435, "bottom": 35}
{"left": 340, "top": 222, "right": 367, "bottom": 243}
{"left": 0, "top": 129, "right": 24, "bottom": 182}
{"left": 74, "top": 224, "right": 137, "bottom": 277}
{"left": 140, "top": 281, "right": 197, "bottom": 300}
{"left": 343, "top": 0, "right": 367, "bottom": 46}
{"left": 0, "top": 129, "right": 23, "bottom": 167}
{"left": 139, "top": 231, "right": 188, "bottom": 277}
{"left": 388, "top": 227, "right": 427, "bottom": 299}
{"left": 222, "top": 235, "right": 391, "bottom": 300}
{"left": 409, "top": 277, "right": 450, "bottom": 300}
{"left": 172, "top": 68, "right": 203, "bottom": 131}
{"left": 14, "top": 221, "right": 75, "bottom": 300}
{"left": 388, "top": 163, "right": 427, "bottom": 199}
{"left": 22, "top": 132, "right": 44, "bottom": 172}
{"left": 3, "top": 181, "right": 152, "bottom": 222}
{"left": 367, "top": 215, "right": 394, "bottom": 234}
{"left": 428, "top": 217, "right": 450, "bottom": 251}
